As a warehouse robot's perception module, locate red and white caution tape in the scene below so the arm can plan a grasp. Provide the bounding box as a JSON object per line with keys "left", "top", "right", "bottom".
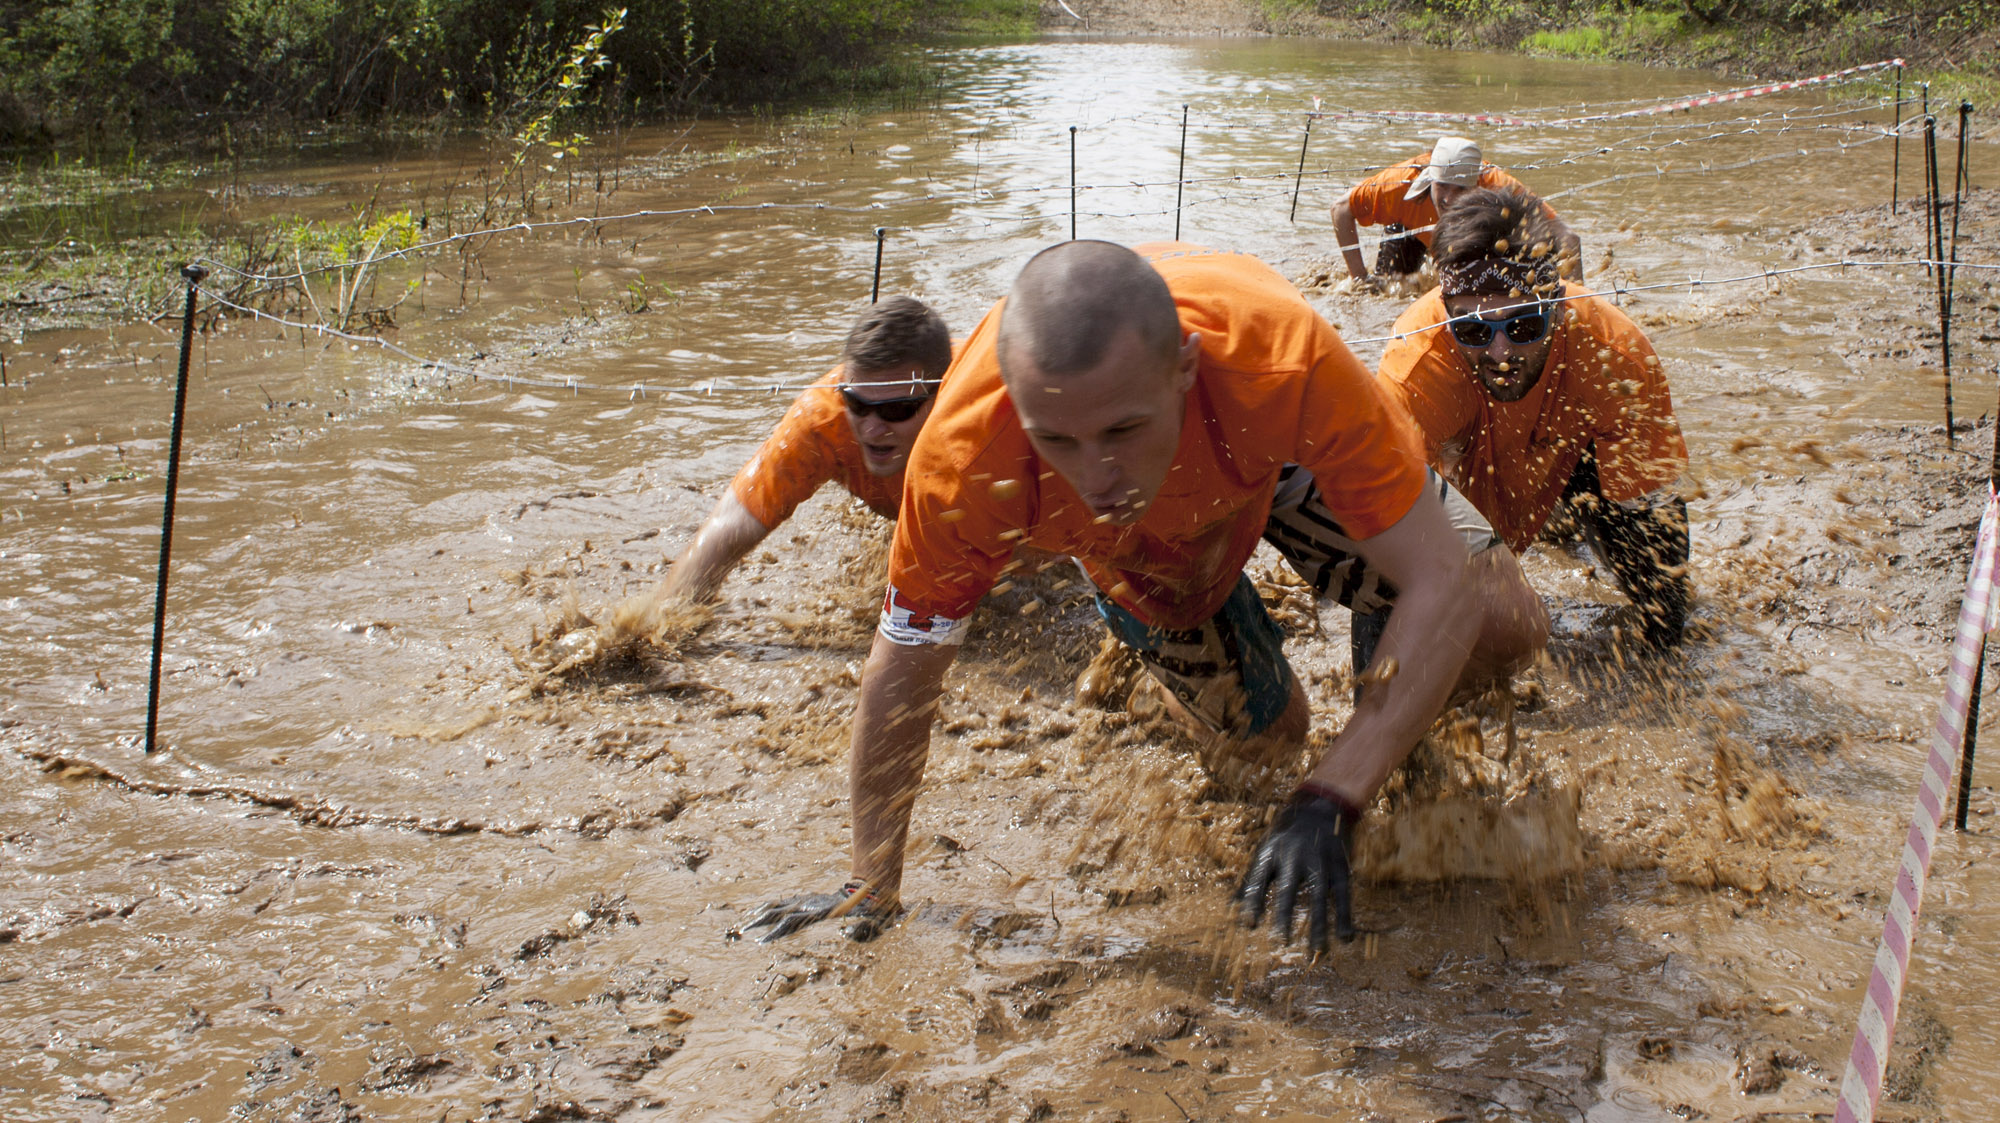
{"left": 1338, "top": 108, "right": 1539, "bottom": 128}
{"left": 1330, "top": 58, "right": 1903, "bottom": 131}
{"left": 1550, "top": 58, "right": 1906, "bottom": 125}
{"left": 1833, "top": 488, "right": 1999, "bottom": 1123}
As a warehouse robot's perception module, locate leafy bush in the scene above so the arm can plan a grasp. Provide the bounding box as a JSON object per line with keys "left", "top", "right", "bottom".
{"left": 0, "top": 0, "right": 1009, "bottom": 147}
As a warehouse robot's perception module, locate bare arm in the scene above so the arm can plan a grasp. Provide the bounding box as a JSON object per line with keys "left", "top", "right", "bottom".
{"left": 849, "top": 632, "right": 960, "bottom": 902}
{"left": 1331, "top": 198, "right": 1370, "bottom": 283}
{"left": 1305, "top": 488, "right": 1481, "bottom": 806}
{"left": 657, "top": 490, "right": 772, "bottom": 604}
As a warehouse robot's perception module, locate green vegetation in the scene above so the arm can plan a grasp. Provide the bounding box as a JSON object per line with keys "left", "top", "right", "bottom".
{"left": 1280, "top": 0, "right": 1998, "bottom": 82}
{"left": 932, "top": 0, "right": 1041, "bottom": 36}
{"left": 1522, "top": 27, "right": 1609, "bottom": 57}
{"left": 0, "top": 0, "right": 1039, "bottom": 149}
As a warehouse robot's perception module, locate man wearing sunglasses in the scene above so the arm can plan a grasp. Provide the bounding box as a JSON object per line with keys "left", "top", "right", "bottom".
{"left": 745, "top": 240, "right": 1549, "bottom": 952}
{"left": 651, "top": 296, "right": 952, "bottom": 603}
{"left": 1332, "top": 135, "right": 1582, "bottom": 292}
{"left": 1378, "top": 187, "right": 1690, "bottom": 649}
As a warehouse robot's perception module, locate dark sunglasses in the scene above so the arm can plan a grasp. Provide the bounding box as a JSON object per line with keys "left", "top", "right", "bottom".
{"left": 839, "top": 385, "right": 932, "bottom": 423}
{"left": 1446, "top": 305, "right": 1553, "bottom": 348}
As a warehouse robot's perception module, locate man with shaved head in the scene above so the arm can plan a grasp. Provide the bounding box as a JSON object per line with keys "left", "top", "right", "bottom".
{"left": 747, "top": 241, "right": 1548, "bottom": 953}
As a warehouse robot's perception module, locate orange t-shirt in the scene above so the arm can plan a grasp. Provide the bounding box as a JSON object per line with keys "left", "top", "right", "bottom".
{"left": 1345, "top": 151, "right": 1540, "bottom": 248}
{"left": 730, "top": 365, "right": 904, "bottom": 527}
{"left": 881, "top": 243, "right": 1428, "bottom": 642}
{"left": 1376, "top": 284, "right": 1688, "bottom": 552}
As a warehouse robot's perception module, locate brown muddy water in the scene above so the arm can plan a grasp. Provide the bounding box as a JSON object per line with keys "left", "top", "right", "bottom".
{"left": 4, "top": 36, "right": 2000, "bottom": 1123}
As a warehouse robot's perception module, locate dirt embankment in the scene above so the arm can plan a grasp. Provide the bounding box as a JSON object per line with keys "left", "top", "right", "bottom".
{"left": 1036, "top": 0, "right": 1266, "bottom": 36}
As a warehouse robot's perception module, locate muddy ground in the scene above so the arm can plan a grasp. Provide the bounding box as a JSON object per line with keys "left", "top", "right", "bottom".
{"left": 3, "top": 30, "right": 1999, "bottom": 1119}
{"left": 6, "top": 184, "right": 1995, "bottom": 1122}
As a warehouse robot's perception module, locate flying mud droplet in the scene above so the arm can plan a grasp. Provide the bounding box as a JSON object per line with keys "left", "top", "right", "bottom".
{"left": 1360, "top": 655, "right": 1399, "bottom": 687}
{"left": 1075, "top": 635, "right": 1136, "bottom": 709}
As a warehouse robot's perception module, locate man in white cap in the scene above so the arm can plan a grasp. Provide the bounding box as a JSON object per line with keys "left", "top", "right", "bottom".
{"left": 1331, "top": 136, "right": 1582, "bottom": 291}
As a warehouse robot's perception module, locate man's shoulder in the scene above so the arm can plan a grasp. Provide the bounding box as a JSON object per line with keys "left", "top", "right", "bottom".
{"left": 1168, "top": 260, "right": 1338, "bottom": 383}
{"left": 907, "top": 328, "right": 1025, "bottom": 487}
{"left": 1138, "top": 242, "right": 1271, "bottom": 282}
{"left": 769, "top": 365, "right": 852, "bottom": 448}
{"left": 1352, "top": 154, "right": 1425, "bottom": 194}
{"left": 1562, "top": 289, "right": 1653, "bottom": 354}
{"left": 1385, "top": 290, "right": 1453, "bottom": 351}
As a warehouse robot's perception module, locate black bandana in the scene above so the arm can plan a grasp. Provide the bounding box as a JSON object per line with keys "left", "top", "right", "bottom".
{"left": 1437, "top": 252, "right": 1560, "bottom": 300}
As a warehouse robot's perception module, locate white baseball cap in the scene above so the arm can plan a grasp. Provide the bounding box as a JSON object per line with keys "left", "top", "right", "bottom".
{"left": 1404, "top": 136, "right": 1484, "bottom": 200}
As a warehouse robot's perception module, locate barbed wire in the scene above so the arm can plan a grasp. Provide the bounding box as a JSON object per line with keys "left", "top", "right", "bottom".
{"left": 185, "top": 254, "right": 1995, "bottom": 404}
{"left": 806, "top": 115, "right": 1902, "bottom": 202}
{"left": 197, "top": 118, "right": 1921, "bottom": 297}
{"left": 1011, "top": 59, "right": 1910, "bottom": 138}
{"left": 961, "top": 76, "right": 1904, "bottom": 138}
{"left": 1537, "top": 125, "right": 1902, "bottom": 203}
{"left": 1320, "top": 57, "right": 1910, "bottom": 128}
{"left": 1357, "top": 258, "right": 1998, "bottom": 348}
{"left": 1413, "top": 60, "right": 1907, "bottom": 123}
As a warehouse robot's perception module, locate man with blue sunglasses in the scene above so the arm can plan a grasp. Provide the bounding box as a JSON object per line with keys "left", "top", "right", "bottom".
{"left": 1378, "top": 188, "right": 1691, "bottom": 649}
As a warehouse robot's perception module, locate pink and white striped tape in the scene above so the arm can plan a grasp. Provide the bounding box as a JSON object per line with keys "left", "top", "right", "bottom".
{"left": 1548, "top": 58, "right": 1906, "bottom": 125}
{"left": 1833, "top": 489, "right": 1999, "bottom": 1123}
{"left": 1333, "top": 57, "right": 1904, "bottom": 131}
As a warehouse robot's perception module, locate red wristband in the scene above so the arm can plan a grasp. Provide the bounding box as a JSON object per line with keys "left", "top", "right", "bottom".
{"left": 1293, "top": 780, "right": 1364, "bottom": 825}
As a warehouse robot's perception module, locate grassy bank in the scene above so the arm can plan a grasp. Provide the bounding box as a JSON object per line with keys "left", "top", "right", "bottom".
{"left": 0, "top": 0, "right": 1038, "bottom": 151}
{"left": 1260, "top": 0, "right": 1998, "bottom": 98}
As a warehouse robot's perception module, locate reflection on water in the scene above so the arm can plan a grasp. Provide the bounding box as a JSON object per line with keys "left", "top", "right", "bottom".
{"left": 4, "top": 33, "right": 1998, "bottom": 1123}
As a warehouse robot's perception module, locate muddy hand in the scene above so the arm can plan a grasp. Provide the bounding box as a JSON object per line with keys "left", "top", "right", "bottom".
{"left": 743, "top": 881, "right": 897, "bottom": 943}
{"left": 1236, "top": 789, "right": 1358, "bottom": 953}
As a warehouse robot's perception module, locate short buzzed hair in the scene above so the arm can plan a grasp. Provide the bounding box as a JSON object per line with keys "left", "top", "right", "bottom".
{"left": 842, "top": 295, "right": 952, "bottom": 377}
{"left": 996, "top": 241, "right": 1181, "bottom": 380}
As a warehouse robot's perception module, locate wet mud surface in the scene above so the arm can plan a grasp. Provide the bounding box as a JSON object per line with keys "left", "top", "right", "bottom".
{"left": 4, "top": 38, "right": 2000, "bottom": 1123}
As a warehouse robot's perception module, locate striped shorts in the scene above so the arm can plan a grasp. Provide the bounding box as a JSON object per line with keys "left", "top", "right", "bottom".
{"left": 1261, "top": 464, "right": 1502, "bottom": 615}
{"left": 1093, "top": 466, "right": 1500, "bottom": 740}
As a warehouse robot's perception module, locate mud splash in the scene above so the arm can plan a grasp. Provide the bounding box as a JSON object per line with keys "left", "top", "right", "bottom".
{"left": 3, "top": 38, "right": 2000, "bottom": 1123}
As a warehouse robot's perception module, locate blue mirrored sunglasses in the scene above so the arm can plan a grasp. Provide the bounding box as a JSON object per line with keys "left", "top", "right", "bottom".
{"left": 1447, "top": 304, "right": 1553, "bottom": 348}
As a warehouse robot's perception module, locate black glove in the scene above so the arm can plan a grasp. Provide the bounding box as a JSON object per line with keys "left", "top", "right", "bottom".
{"left": 1237, "top": 790, "right": 1359, "bottom": 953}
{"left": 741, "top": 881, "right": 897, "bottom": 944}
